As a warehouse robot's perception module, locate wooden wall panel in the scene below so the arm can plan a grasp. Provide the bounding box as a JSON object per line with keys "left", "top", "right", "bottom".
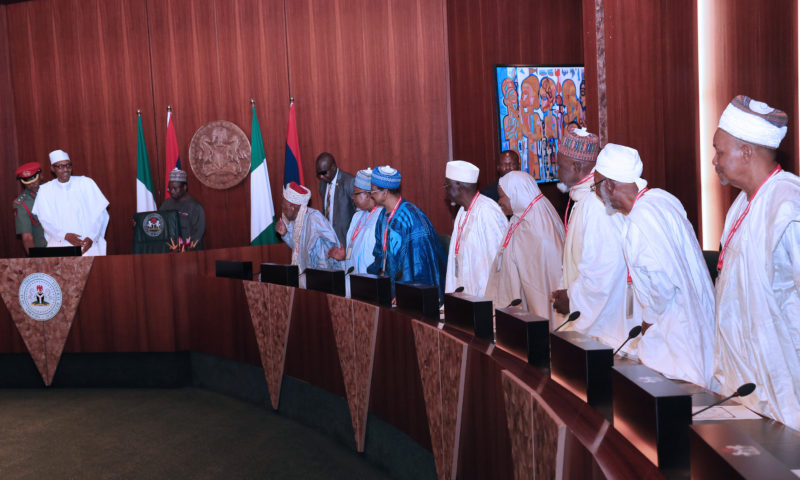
{"left": 0, "top": 4, "right": 24, "bottom": 259}
{"left": 285, "top": 0, "right": 453, "bottom": 231}
{"left": 4, "top": 0, "right": 156, "bottom": 255}
{"left": 446, "top": 0, "right": 584, "bottom": 215}
{"left": 213, "top": 0, "right": 290, "bottom": 238}
{"left": 603, "top": 0, "right": 701, "bottom": 232}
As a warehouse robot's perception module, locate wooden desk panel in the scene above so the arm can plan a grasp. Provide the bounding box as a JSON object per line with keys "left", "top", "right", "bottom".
{"left": 0, "top": 246, "right": 667, "bottom": 479}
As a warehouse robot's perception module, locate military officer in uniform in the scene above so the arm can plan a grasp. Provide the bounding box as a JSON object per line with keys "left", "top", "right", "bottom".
{"left": 13, "top": 162, "right": 47, "bottom": 255}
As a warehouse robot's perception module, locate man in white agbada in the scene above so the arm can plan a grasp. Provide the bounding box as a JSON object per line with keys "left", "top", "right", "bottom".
{"left": 712, "top": 95, "right": 800, "bottom": 430}
{"left": 328, "top": 168, "right": 383, "bottom": 274}
{"left": 31, "top": 149, "right": 109, "bottom": 256}
{"left": 275, "top": 182, "right": 343, "bottom": 288}
{"left": 593, "top": 144, "right": 716, "bottom": 388}
{"left": 550, "top": 128, "right": 639, "bottom": 350}
{"left": 485, "top": 171, "right": 564, "bottom": 324}
{"left": 444, "top": 160, "right": 507, "bottom": 297}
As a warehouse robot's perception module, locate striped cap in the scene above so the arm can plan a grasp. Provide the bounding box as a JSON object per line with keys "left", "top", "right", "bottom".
{"left": 558, "top": 127, "right": 600, "bottom": 162}
{"left": 371, "top": 166, "right": 401, "bottom": 189}
{"left": 718, "top": 95, "right": 788, "bottom": 149}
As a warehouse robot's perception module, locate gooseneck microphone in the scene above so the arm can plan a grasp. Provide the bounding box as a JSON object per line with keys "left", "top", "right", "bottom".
{"left": 692, "top": 383, "right": 756, "bottom": 416}
{"left": 345, "top": 266, "right": 355, "bottom": 276}
{"left": 507, "top": 298, "right": 522, "bottom": 307}
{"left": 554, "top": 311, "right": 580, "bottom": 331}
{"left": 454, "top": 286, "right": 465, "bottom": 293}
{"left": 613, "top": 325, "right": 642, "bottom": 355}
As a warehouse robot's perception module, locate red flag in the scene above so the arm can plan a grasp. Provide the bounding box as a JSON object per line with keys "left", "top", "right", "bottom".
{"left": 284, "top": 103, "right": 304, "bottom": 187}
{"left": 165, "top": 110, "right": 181, "bottom": 199}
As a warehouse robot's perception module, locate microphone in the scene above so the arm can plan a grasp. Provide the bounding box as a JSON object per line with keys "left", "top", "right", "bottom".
{"left": 492, "top": 298, "right": 524, "bottom": 318}
{"left": 345, "top": 266, "right": 355, "bottom": 276}
{"left": 554, "top": 311, "right": 580, "bottom": 331}
{"left": 692, "top": 383, "right": 756, "bottom": 416}
{"left": 613, "top": 325, "right": 642, "bottom": 355}
{"left": 454, "top": 286, "right": 465, "bottom": 293}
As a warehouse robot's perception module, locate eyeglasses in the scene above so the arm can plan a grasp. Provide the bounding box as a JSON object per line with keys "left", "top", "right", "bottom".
{"left": 316, "top": 170, "right": 328, "bottom": 177}
{"left": 368, "top": 189, "right": 383, "bottom": 196}
{"left": 53, "top": 163, "right": 73, "bottom": 170}
{"left": 351, "top": 191, "right": 371, "bottom": 199}
{"left": 589, "top": 179, "right": 606, "bottom": 192}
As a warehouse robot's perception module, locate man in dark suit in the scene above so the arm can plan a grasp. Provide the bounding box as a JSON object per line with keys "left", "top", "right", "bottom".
{"left": 315, "top": 152, "right": 356, "bottom": 247}
{"left": 481, "top": 149, "right": 521, "bottom": 202}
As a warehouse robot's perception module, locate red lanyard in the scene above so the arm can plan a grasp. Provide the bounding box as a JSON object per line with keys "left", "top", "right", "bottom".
{"left": 717, "top": 165, "right": 782, "bottom": 271}
{"left": 454, "top": 192, "right": 480, "bottom": 254}
{"left": 564, "top": 173, "right": 594, "bottom": 234}
{"left": 626, "top": 187, "right": 650, "bottom": 283}
{"left": 381, "top": 197, "right": 403, "bottom": 254}
{"left": 351, "top": 206, "right": 379, "bottom": 243}
{"left": 502, "top": 193, "right": 543, "bottom": 248}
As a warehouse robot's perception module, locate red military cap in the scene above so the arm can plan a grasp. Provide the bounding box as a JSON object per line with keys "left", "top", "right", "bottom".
{"left": 16, "top": 162, "right": 42, "bottom": 180}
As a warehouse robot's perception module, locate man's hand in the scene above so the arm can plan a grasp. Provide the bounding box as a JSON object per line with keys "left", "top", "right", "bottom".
{"left": 641, "top": 321, "right": 652, "bottom": 336}
{"left": 551, "top": 289, "right": 570, "bottom": 315}
{"left": 328, "top": 246, "right": 346, "bottom": 260}
{"left": 21, "top": 233, "right": 35, "bottom": 255}
{"left": 275, "top": 218, "right": 287, "bottom": 236}
{"left": 65, "top": 233, "right": 83, "bottom": 247}
{"left": 80, "top": 237, "right": 93, "bottom": 254}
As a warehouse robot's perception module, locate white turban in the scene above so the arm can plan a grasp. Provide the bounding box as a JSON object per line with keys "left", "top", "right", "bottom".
{"left": 283, "top": 182, "right": 311, "bottom": 206}
{"left": 49, "top": 149, "right": 70, "bottom": 165}
{"left": 445, "top": 160, "right": 480, "bottom": 183}
{"left": 718, "top": 95, "right": 788, "bottom": 149}
{"left": 595, "top": 143, "right": 648, "bottom": 190}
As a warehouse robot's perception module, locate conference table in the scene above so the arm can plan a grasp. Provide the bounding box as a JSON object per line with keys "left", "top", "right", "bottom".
{"left": 1, "top": 245, "right": 798, "bottom": 480}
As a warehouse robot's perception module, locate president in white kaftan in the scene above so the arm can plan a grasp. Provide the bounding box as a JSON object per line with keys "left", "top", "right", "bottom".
{"left": 713, "top": 95, "right": 800, "bottom": 430}
{"left": 485, "top": 171, "right": 564, "bottom": 325}
{"left": 32, "top": 149, "right": 109, "bottom": 256}
{"left": 276, "top": 182, "right": 343, "bottom": 288}
{"left": 552, "top": 128, "right": 639, "bottom": 351}
{"left": 594, "top": 144, "right": 715, "bottom": 388}
{"left": 444, "top": 161, "right": 507, "bottom": 297}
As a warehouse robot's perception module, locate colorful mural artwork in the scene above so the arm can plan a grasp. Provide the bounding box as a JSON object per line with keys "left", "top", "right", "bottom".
{"left": 496, "top": 65, "right": 586, "bottom": 183}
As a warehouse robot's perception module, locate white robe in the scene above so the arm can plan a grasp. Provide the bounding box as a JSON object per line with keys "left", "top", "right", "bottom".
{"left": 561, "top": 178, "right": 640, "bottom": 351}
{"left": 485, "top": 172, "right": 564, "bottom": 325}
{"left": 623, "top": 189, "right": 716, "bottom": 388}
{"left": 445, "top": 194, "right": 508, "bottom": 297}
{"left": 31, "top": 176, "right": 110, "bottom": 256}
{"left": 714, "top": 171, "right": 800, "bottom": 430}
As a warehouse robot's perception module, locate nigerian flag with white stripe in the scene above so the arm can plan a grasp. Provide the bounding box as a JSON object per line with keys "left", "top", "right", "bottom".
{"left": 136, "top": 114, "right": 157, "bottom": 212}
{"left": 250, "top": 105, "right": 279, "bottom": 244}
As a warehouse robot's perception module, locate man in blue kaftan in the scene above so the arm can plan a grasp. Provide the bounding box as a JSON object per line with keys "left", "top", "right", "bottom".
{"left": 366, "top": 166, "right": 446, "bottom": 302}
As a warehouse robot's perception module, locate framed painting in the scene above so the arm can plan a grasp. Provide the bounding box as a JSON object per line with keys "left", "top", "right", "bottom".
{"left": 496, "top": 65, "right": 587, "bottom": 183}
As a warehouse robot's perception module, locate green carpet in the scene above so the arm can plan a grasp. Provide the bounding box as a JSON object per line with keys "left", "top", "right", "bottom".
{"left": 0, "top": 388, "right": 393, "bottom": 480}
